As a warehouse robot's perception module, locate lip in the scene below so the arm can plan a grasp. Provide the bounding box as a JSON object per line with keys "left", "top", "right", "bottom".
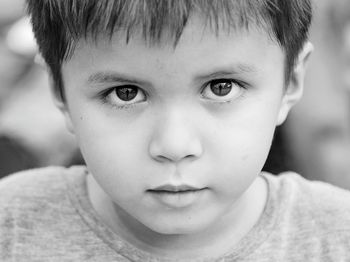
{"left": 148, "top": 184, "right": 205, "bottom": 193}
{"left": 147, "top": 184, "right": 208, "bottom": 208}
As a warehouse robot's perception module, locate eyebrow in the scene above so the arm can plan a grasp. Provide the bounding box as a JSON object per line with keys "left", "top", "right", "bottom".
{"left": 87, "top": 63, "right": 257, "bottom": 86}
{"left": 87, "top": 71, "right": 149, "bottom": 86}
{"left": 194, "top": 63, "right": 257, "bottom": 81}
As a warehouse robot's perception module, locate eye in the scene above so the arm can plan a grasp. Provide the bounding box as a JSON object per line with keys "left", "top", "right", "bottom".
{"left": 104, "top": 85, "right": 146, "bottom": 108}
{"left": 202, "top": 79, "right": 244, "bottom": 101}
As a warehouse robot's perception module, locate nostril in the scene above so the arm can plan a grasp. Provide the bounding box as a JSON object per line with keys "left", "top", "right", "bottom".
{"left": 184, "top": 154, "right": 196, "bottom": 159}
{"left": 154, "top": 155, "right": 170, "bottom": 162}
{"left": 153, "top": 153, "right": 197, "bottom": 163}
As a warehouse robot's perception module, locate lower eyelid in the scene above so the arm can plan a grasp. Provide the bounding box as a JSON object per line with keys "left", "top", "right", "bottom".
{"left": 113, "top": 103, "right": 137, "bottom": 110}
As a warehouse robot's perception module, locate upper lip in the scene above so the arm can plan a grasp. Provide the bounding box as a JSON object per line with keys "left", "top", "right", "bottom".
{"left": 148, "top": 184, "right": 205, "bottom": 192}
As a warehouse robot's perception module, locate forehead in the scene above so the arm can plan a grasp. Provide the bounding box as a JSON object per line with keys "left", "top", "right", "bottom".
{"left": 66, "top": 11, "right": 276, "bottom": 57}
{"left": 62, "top": 16, "right": 284, "bottom": 85}
{"left": 69, "top": 15, "right": 279, "bottom": 59}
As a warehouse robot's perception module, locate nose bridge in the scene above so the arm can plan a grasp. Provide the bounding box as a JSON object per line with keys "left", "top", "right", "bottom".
{"left": 149, "top": 105, "right": 203, "bottom": 163}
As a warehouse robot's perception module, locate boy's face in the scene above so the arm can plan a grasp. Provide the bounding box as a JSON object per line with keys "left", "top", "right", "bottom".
{"left": 59, "top": 17, "right": 300, "bottom": 235}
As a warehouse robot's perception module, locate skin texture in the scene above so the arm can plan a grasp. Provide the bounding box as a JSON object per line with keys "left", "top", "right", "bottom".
{"left": 56, "top": 16, "right": 311, "bottom": 259}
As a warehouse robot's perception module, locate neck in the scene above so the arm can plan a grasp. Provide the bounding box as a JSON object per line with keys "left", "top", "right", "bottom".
{"left": 87, "top": 175, "right": 267, "bottom": 259}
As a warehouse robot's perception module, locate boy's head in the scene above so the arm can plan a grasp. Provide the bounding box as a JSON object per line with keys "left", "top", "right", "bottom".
{"left": 26, "top": 0, "right": 312, "bottom": 245}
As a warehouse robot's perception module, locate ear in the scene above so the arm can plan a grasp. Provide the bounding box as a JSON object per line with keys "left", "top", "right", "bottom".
{"left": 277, "top": 42, "right": 314, "bottom": 125}
{"left": 47, "top": 70, "right": 75, "bottom": 134}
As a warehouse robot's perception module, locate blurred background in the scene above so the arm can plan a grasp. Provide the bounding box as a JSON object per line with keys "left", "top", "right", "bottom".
{"left": 0, "top": 0, "right": 349, "bottom": 188}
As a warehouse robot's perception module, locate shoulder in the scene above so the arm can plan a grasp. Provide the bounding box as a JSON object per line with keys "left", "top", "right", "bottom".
{"left": 0, "top": 166, "right": 89, "bottom": 258}
{"left": 266, "top": 171, "right": 350, "bottom": 206}
{"left": 0, "top": 166, "right": 65, "bottom": 195}
{"left": 252, "top": 173, "right": 350, "bottom": 260}
{"left": 264, "top": 172, "right": 350, "bottom": 231}
{"left": 0, "top": 166, "right": 87, "bottom": 209}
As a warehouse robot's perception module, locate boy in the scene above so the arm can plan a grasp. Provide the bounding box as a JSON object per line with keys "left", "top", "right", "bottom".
{"left": 1, "top": 0, "right": 350, "bottom": 261}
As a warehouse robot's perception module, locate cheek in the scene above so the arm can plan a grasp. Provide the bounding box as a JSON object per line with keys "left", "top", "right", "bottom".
{"left": 207, "top": 102, "right": 278, "bottom": 190}
{"left": 72, "top": 113, "right": 151, "bottom": 195}
{"left": 212, "top": 104, "right": 276, "bottom": 156}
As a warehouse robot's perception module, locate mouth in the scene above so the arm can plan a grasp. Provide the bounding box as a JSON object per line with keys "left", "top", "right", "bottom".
{"left": 148, "top": 184, "right": 207, "bottom": 193}
{"left": 147, "top": 184, "right": 208, "bottom": 208}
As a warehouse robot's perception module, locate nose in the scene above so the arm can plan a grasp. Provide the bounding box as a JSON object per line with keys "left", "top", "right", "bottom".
{"left": 149, "top": 109, "right": 203, "bottom": 163}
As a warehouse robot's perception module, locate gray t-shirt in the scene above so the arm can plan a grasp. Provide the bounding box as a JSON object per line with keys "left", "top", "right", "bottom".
{"left": 1, "top": 166, "right": 350, "bottom": 261}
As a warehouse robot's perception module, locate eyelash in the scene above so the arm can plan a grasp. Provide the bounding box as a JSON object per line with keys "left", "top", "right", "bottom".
{"left": 100, "top": 78, "right": 247, "bottom": 110}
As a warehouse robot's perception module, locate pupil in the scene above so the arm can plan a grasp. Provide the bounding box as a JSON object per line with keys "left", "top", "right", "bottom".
{"left": 116, "top": 86, "right": 138, "bottom": 101}
{"left": 211, "top": 81, "right": 232, "bottom": 96}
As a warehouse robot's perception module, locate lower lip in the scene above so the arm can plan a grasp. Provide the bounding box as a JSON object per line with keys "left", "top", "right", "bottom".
{"left": 148, "top": 189, "right": 207, "bottom": 209}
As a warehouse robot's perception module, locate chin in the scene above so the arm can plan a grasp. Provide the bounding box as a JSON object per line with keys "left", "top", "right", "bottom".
{"left": 144, "top": 216, "right": 213, "bottom": 235}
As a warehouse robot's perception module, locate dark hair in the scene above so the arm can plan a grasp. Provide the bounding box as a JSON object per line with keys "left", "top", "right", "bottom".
{"left": 26, "top": 0, "right": 312, "bottom": 100}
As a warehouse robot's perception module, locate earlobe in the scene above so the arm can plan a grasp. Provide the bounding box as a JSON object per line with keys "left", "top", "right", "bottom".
{"left": 59, "top": 105, "right": 75, "bottom": 134}
{"left": 34, "top": 53, "right": 46, "bottom": 68}
{"left": 277, "top": 41, "right": 314, "bottom": 125}
{"left": 48, "top": 73, "right": 75, "bottom": 134}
